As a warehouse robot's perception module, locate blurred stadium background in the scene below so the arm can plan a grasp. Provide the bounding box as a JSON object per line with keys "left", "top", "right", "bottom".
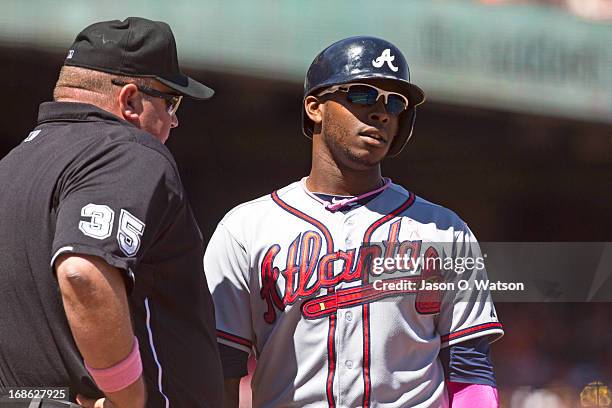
{"left": 1, "top": 0, "right": 611, "bottom": 406}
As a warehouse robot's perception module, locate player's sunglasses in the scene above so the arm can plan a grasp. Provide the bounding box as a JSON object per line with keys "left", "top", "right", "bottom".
{"left": 317, "top": 83, "right": 409, "bottom": 115}
{"left": 111, "top": 79, "right": 183, "bottom": 116}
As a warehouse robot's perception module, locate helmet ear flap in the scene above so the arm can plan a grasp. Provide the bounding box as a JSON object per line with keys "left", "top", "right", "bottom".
{"left": 387, "top": 107, "right": 417, "bottom": 157}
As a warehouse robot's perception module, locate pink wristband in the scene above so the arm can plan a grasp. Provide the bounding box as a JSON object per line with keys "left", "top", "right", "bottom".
{"left": 446, "top": 381, "right": 499, "bottom": 408}
{"left": 85, "top": 336, "right": 143, "bottom": 393}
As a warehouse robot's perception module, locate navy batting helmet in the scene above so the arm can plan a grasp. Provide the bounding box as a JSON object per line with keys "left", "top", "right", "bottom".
{"left": 302, "top": 36, "right": 426, "bottom": 157}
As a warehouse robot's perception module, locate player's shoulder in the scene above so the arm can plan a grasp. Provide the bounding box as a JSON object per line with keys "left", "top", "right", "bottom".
{"left": 216, "top": 181, "right": 302, "bottom": 236}
{"left": 220, "top": 181, "right": 300, "bottom": 223}
{"left": 387, "top": 182, "right": 468, "bottom": 232}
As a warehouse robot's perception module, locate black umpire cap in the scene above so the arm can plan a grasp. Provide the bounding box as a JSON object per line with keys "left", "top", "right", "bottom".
{"left": 64, "top": 17, "right": 214, "bottom": 99}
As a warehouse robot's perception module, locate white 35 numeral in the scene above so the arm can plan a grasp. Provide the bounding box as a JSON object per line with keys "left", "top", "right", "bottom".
{"left": 117, "top": 209, "right": 146, "bottom": 257}
{"left": 79, "top": 204, "right": 115, "bottom": 239}
{"left": 78, "top": 205, "right": 146, "bottom": 257}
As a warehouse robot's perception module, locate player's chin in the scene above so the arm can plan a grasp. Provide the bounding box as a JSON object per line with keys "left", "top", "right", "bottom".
{"left": 345, "top": 147, "right": 387, "bottom": 168}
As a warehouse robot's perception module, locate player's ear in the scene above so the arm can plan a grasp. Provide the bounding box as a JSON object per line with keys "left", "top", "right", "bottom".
{"left": 304, "top": 95, "right": 324, "bottom": 126}
{"left": 118, "top": 83, "right": 142, "bottom": 123}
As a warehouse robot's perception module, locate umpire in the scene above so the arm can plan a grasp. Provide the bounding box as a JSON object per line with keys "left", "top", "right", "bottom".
{"left": 0, "top": 17, "right": 223, "bottom": 407}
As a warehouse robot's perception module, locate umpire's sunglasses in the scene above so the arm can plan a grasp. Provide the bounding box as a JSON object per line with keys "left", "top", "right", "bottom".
{"left": 317, "top": 83, "right": 409, "bottom": 115}
{"left": 111, "top": 79, "right": 183, "bottom": 116}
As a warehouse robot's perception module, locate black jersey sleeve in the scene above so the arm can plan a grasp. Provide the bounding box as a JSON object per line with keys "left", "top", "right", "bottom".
{"left": 50, "top": 141, "right": 182, "bottom": 287}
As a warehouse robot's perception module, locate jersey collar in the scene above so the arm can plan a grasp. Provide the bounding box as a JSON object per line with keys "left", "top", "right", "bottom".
{"left": 301, "top": 177, "right": 392, "bottom": 212}
{"left": 37, "top": 101, "right": 136, "bottom": 127}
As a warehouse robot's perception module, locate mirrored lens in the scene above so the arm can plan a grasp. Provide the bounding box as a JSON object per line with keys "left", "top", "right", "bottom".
{"left": 347, "top": 85, "right": 379, "bottom": 105}
{"left": 346, "top": 85, "right": 407, "bottom": 115}
{"left": 386, "top": 95, "right": 408, "bottom": 115}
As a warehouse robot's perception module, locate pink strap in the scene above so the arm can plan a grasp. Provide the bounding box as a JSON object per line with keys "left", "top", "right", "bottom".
{"left": 301, "top": 177, "right": 392, "bottom": 212}
{"left": 85, "top": 336, "right": 142, "bottom": 393}
{"left": 446, "top": 381, "right": 499, "bottom": 407}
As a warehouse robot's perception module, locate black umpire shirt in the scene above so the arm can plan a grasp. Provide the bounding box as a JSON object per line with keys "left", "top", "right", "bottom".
{"left": 0, "top": 102, "right": 223, "bottom": 407}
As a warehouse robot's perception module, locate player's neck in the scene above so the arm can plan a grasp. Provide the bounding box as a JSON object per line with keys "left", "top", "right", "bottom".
{"left": 306, "top": 164, "right": 383, "bottom": 196}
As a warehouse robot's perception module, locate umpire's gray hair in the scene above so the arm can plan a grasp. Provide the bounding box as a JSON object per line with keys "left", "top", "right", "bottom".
{"left": 53, "top": 66, "right": 155, "bottom": 103}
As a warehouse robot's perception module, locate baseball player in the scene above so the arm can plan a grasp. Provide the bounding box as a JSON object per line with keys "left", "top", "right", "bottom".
{"left": 205, "top": 36, "right": 503, "bottom": 407}
{"left": 0, "top": 18, "right": 222, "bottom": 407}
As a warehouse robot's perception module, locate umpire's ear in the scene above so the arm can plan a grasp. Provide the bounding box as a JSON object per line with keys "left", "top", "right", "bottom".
{"left": 304, "top": 95, "right": 323, "bottom": 128}
{"left": 117, "top": 83, "right": 142, "bottom": 123}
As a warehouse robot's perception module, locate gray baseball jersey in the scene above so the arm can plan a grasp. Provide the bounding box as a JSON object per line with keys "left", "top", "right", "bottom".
{"left": 204, "top": 180, "right": 503, "bottom": 407}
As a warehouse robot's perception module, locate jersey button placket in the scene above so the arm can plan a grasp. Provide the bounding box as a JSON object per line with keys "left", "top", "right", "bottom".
{"left": 343, "top": 215, "right": 355, "bottom": 248}
{"left": 336, "top": 214, "right": 364, "bottom": 406}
